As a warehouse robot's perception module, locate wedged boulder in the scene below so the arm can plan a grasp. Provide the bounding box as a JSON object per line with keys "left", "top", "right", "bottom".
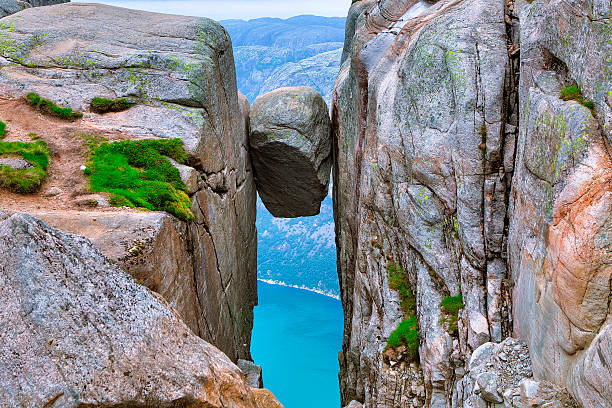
{"left": 249, "top": 86, "right": 332, "bottom": 218}
{"left": 0, "top": 212, "right": 276, "bottom": 407}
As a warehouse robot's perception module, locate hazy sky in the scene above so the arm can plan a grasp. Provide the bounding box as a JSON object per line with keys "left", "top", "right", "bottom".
{"left": 72, "top": 0, "right": 351, "bottom": 20}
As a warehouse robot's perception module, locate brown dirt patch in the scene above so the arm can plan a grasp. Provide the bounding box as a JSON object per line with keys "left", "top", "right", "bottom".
{"left": 0, "top": 96, "right": 152, "bottom": 216}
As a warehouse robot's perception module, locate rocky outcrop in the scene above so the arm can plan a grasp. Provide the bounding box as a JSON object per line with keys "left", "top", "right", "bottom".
{"left": 332, "top": 0, "right": 515, "bottom": 406}
{"left": 457, "top": 338, "right": 577, "bottom": 407}
{"left": 250, "top": 86, "right": 332, "bottom": 217}
{"left": 508, "top": 1, "right": 612, "bottom": 407}
{"left": 238, "top": 359, "right": 264, "bottom": 388}
{"left": 332, "top": 0, "right": 609, "bottom": 407}
{"left": 0, "top": 0, "right": 68, "bottom": 18}
{"left": 0, "top": 212, "right": 273, "bottom": 407}
{"left": 0, "top": 3, "right": 257, "bottom": 363}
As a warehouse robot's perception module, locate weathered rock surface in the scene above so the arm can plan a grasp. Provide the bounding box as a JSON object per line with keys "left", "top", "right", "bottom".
{"left": 0, "top": 3, "right": 257, "bottom": 363}
{"left": 0, "top": 212, "right": 272, "bottom": 408}
{"left": 509, "top": 1, "right": 612, "bottom": 407}
{"left": 332, "top": 0, "right": 515, "bottom": 406}
{"left": 456, "top": 338, "right": 577, "bottom": 407}
{"left": 238, "top": 359, "right": 264, "bottom": 389}
{"left": 251, "top": 389, "right": 285, "bottom": 408}
{"left": 0, "top": 157, "right": 31, "bottom": 169}
{"left": 332, "top": 0, "right": 610, "bottom": 407}
{"left": 250, "top": 86, "right": 332, "bottom": 217}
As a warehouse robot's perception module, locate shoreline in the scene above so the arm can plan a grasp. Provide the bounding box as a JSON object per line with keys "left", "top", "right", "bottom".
{"left": 257, "top": 279, "right": 340, "bottom": 301}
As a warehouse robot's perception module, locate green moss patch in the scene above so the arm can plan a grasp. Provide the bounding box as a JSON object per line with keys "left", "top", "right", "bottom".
{"left": 386, "top": 317, "right": 419, "bottom": 361}
{"left": 560, "top": 86, "right": 595, "bottom": 110}
{"left": 85, "top": 137, "right": 193, "bottom": 222}
{"left": 90, "top": 97, "right": 134, "bottom": 114}
{"left": 385, "top": 263, "right": 419, "bottom": 361}
{"left": 26, "top": 92, "right": 83, "bottom": 121}
{"left": 0, "top": 140, "right": 49, "bottom": 193}
{"left": 0, "top": 120, "right": 6, "bottom": 139}
{"left": 440, "top": 295, "right": 463, "bottom": 336}
{"left": 388, "top": 263, "right": 417, "bottom": 316}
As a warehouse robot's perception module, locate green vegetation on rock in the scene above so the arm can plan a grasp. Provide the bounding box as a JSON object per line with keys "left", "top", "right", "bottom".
{"left": 560, "top": 85, "right": 595, "bottom": 110}
{"left": 440, "top": 295, "right": 463, "bottom": 336}
{"left": 0, "top": 121, "right": 6, "bottom": 139}
{"left": 386, "top": 263, "right": 419, "bottom": 361}
{"left": 85, "top": 137, "right": 193, "bottom": 222}
{"left": 90, "top": 97, "right": 134, "bottom": 114}
{"left": 0, "top": 140, "right": 49, "bottom": 193}
{"left": 26, "top": 92, "right": 83, "bottom": 120}
{"left": 388, "top": 263, "right": 417, "bottom": 316}
{"left": 386, "top": 317, "right": 419, "bottom": 361}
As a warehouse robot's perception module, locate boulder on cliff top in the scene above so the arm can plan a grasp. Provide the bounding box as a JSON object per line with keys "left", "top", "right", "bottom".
{"left": 249, "top": 86, "right": 332, "bottom": 218}
{"left": 0, "top": 0, "right": 69, "bottom": 19}
{"left": 0, "top": 212, "right": 270, "bottom": 408}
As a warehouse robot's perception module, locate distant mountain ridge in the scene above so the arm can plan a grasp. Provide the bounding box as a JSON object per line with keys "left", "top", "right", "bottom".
{"left": 220, "top": 15, "right": 345, "bottom": 104}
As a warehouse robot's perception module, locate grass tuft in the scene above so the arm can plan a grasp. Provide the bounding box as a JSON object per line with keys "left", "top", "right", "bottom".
{"left": 386, "top": 317, "right": 419, "bottom": 361}
{"left": 0, "top": 140, "right": 49, "bottom": 193}
{"left": 90, "top": 97, "right": 134, "bottom": 114}
{"left": 560, "top": 86, "right": 595, "bottom": 111}
{"left": 440, "top": 295, "right": 463, "bottom": 336}
{"left": 385, "top": 263, "right": 419, "bottom": 360}
{"left": 26, "top": 92, "right": 83, "bottom": 121}
{"left": 85, "top": 137, "right": 193, "bottom": 222}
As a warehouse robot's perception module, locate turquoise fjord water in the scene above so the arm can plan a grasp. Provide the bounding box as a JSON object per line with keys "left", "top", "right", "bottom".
{"left": 251, "top": 281, "right": 344, "bottom": 408}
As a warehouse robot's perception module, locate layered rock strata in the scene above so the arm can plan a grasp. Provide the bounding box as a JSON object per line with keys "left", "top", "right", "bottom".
{"left": 0, "top": 212, "right": 271, "bottom": 408}
{"left": 250, "top": 86, "right": 332, "bottom": 217}
{"left": 0, "top": 3, "right": 257, "bottom": 362}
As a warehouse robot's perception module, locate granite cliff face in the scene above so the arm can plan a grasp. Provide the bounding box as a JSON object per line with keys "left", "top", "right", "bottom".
{"left": 0, "top": 3, "right": 256, "bottom": 363}
{"left": 332, "top": 0, "right": 610, "bottom": 407}
{"left": 0, "top": 213, "right": 266, "bottom": 408}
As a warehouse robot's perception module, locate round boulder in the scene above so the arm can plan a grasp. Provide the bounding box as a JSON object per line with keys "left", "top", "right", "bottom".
{"left": 249, "top": 86, "right": 332, "bottom": 218}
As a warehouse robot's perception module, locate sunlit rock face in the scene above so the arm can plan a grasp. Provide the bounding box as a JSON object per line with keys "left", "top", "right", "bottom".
{"left": 509, "top": 1, "right": 611, "bottom": 407}
{"left": 250, "top": 86, "right": 332, "bottom": 218}
{"left": 333, "top": 0, "right": 610, "bottom": 407}
{"left": 0, "top": 3, "right": 257, "bottom": 363}
{"left": 0, "top": 213, "right": 267, "bottom": 408}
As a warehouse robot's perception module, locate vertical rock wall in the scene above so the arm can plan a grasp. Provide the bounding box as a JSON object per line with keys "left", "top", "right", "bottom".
{"left": 333, "top": 0, "right": 515, "bottom": 406}
{"left": 333, "top": 0, "right": 610, "bottom": 407}
{"left": 508, "top": 1, "right": 611, "bottom": 407}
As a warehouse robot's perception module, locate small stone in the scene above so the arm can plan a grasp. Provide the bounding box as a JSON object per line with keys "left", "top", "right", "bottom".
{"left": 45, "top": 186, "right": 63, "bottom": 197}
{"left": 237, "top": 359, "right": 263, "bottom": 388}
{"left": 0, "top": 157, "right": 31, "bottom": 170}
{"left": 80, "top": 165, "right": 87, "bottom": 171}
{"left": 498, "top": 352, "right": 508, "bottom": 361}
{"left": 477, "top": 373, "right": 504, "bottom": 403}
{"left": 520, "top": 379, "right": 540, "bottom": 399}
